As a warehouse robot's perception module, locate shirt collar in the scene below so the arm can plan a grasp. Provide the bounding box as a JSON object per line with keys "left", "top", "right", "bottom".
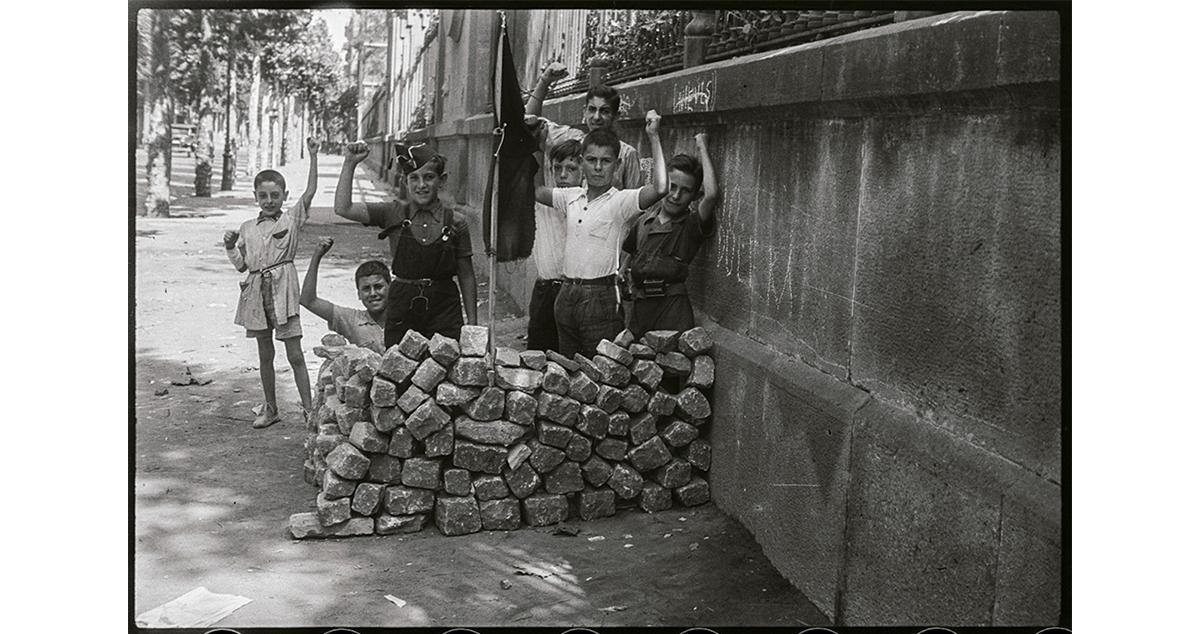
{"left": 256, "top": 211, "right": 281, "bottom": 224}
{"left": 575, "top": 186, "right": 617, "bottom": 204}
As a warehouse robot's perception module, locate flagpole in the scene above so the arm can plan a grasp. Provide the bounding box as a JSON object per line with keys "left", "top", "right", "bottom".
{"left": 486, "top": 10, "right": 506, "bottom": 387}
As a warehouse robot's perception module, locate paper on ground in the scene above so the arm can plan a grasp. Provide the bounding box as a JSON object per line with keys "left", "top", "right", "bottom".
{"left": 384, "top": 594, "right": 407, "bottom": 608}
{"left": 135, "top": 587, "right": 252, "bottom": 628}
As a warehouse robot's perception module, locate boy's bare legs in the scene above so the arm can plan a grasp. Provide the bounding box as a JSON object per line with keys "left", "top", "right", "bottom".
{"left": 284, "top": 337, "right": 313, "bottom": 414}
{"left": 254, "top": 336, "right": 281, "bottom": 428}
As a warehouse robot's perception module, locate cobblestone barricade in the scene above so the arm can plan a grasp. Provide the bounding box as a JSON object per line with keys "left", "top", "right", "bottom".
{"left": 290, "top": 326, "right": 715, "bottom": 539}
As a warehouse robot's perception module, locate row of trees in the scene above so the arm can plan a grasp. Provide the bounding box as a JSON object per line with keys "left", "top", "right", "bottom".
{"left": 138, "top": 9, "right": 356, "bottom": 216}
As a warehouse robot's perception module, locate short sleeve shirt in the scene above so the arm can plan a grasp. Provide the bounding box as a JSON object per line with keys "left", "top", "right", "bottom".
{"left": 363, "top": 199, "right": 474, "bottom": 260}
{"left": 552, "top": 186, "right": 645, "bottom": 279}
{"left": 328, "top": 304, "right": 385, "bottom": 354}
{"left": 622, "top": 205, "right": 715, "bottom": 265}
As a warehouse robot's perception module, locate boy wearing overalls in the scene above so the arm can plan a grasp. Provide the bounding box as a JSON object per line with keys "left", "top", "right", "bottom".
{"left": 333, "top": 142, "right": 478, "bottom": 347}
{"left": 621, "top": 132, "right": 720, "bottom": 338}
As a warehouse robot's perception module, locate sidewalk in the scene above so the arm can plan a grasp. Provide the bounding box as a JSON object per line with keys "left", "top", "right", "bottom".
{"left": 133, "top": 150, "right": 829, "bottom": 627}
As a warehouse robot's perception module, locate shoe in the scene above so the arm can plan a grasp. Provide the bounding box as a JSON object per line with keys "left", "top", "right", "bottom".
{"left": 253, "top": 406, "right": 281, "bottom": 429}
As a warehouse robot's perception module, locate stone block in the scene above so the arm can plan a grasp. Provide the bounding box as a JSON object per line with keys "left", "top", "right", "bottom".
{"left": 643, "top": 330, "right": 680, "bottom": 353}
{"left": 448, "top": 357, "right": 490, "bottom": 386}
{"left": 383, "top": 485, "right": 436, "bottom": 515}
{"left": 608, "top": 411, "right": 632, "bottom": 436}
{"left": 674, "top": 477, "right": 710, "bottom": 506}
{"left": 545, "top": 350, "right": 579, "bottom": 373}
{"left": 505, "top": 391, "right": 537, "bottom": 426}
{"left": 465, "top": 386, "right": 505, "bottom": 421}
{"left": 582, "top": 455, "right": 614, "bottom": 487}
{"left": 628, "top": 436, "right": 672, "bottom": 472}
{"left": 614, "top": 329, "right": 635, "bottom": 348}
{"left": 311, "top": 432, "right": 343, "bottom": 459}
{"left": 675, "top": 387, "right": 712, "bottom": 421}
{"left": 435, "top": 382, "right": 479, "bottom": 408}
{"left": 326, "top": 443, "right": 369, "bottom": 480}
{"left": 595, "top": 384, "right": 623, "bottom": 413}
{"left": 573, "top": 354, "right": 604, "bottom": 383}
{"left": 629, "top": 412, "right": 659, "bottom": 445}
{"left": 521, "top": 493, "right": 569, "bottom": 526}
{"left": 565, "top": 432, "right": 592, "bottom": 462}
{"left": 654, "top": 459, "right": 693, "bottom": 488}
{"left": 593, "top": 355, "right": 632, "bottom": 386}
{"left": 661, "top": 419, "right": 700, "bottom": 448}
{"left": 494, "top": 346, "right": 521, "bottom": 367}
{"left": 452, "top": 440, "right": 508, "bottom": 474}
{"left": 370, "top": 406, "right": 404, "bottom": 433}
{"left": 473, "top": 474, "right": 510, "bottom": 501}
{"left": 290, "top": 513, "right": 374, "bottom": 539}
{"left": 456, "top": 417, "right": 527, "bottom": 446}
{"left": 480, "top": 498, "right": 522, "bottom": 530}
{"left": 545, "top": 461, "right": 585, "bottom": 494}
{"left": 435, "top": 495, "right": 482, "bottom": 536}
{"left": 411, "top": 358, "right": 447, "bottom": 392}
{"left": 503, "top": 461, "right": 542, "bottom": 498}
{"left": 378, "top": 347, "right": 420, "bottom": 384}
{"left": 542, "top": 362, "right": 571, "bottom": 395}
{"left": 396, "top": 384, "right": 430, "bottom": 413}
{"left": 687, "top": 355, "right": 715, "bottom": 389}
{"left": 677, "top": 327, "right": 713, "bottom": 357}
{"left": 568, "top": 372, "right": 599, "bottom": 403}
{"left": 576, "top": 405, "right": 610, "bottom": 440}
{"left": 607, "top": 463, "right": 644, "bottom": 499}
{"left": 321, "top": 470, "right": 357, "bottom": 499}
{"left": 304, "top": 458, "right": 318, "bottom": 486}
{"left": 405, "top": 399, "right": 450, "bottom": 440}
{"left": 656, "top": 351, "right": 692, "bottom": 376}
{"left": 427, "top": 333, "right": 461, "bottom": 366}
{"left": 578, "top": 488, "right": 616, "bottom": 520}
{"left": 519, "top": 349, "right": 547, "bottom": 370}
{"left": 507, "top": 443, "right": 532, "bottom": 469}
{"left": 597, "top": 339, "right": 634, "bottom": 366}
{"left": 352, "top": 482, "right": 386, "bottom": 515}
{"left": 387, "top": 427, "right": 415, "bottom": 458}
{"left": 317, "top": 492, "right": 351, "bottom": 526}
{"left": 638, "top": 483, "right": 673, "bottom": 513}
{"left": 443, "top": 468, "right": 473, "bottom": 496}
{"left": 496, "top": 367, "right": 543, "bottom": 393}
{"left": 374, "top": 513, "right": 428, "bottom": 535}
{"left": 315, "top": 396, "right": 339, "bottom": 426}
{"left": 370, "top": 377, "right": 398, "bottom": 407}
{"left": 629, "top": 342, "right": 655, "bottom": 359}
{"left": 322, "top": 333, "right": 349, "bottom": 347}
{"left": 398, "top": 330, "right": 430, "bottom": 360}
{"left": 423, "top": 425, "right": 454, "bottom": 457}
{"left": 648, "top": 391, "right": 677, "bottom": 416}
{"left": 537, "top": 392, "right": 581, "bottom": 426}
{"left": 632, "top": 360, "right": 664, "bottom": 391}
{"left": 620, "top": 384, "right": 650, "bottom": 413}
{"left": 349, "top": 421, "right": 389, "bottom": 454}
{"left": 596, "top": 438, "right": 629, "bottom": 461}
{"left": 459, "top": 325, "right": 490, "bottom": 357}
{"left": 401, "top": 457, "right": 442, "bottom": 490}
{"left": 349, "top": 349, "right": 382, "bottom": 382}
{"left": 528, "top": 441, "right": 567, "bottom": 474}
{"left": 685, "top": 439, "right": 712, "bottom": 471}
{"left": 334, "top": 402, "right": 365, "bottom": 435}
{"left": 367, "top": 453, "right": 404, "bottom": 484}
{"left": 537, "top": 421, "right": 574, "bottom": 449}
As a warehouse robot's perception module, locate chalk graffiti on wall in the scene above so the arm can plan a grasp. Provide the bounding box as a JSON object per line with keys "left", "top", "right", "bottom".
{"left": 672, "top": 74, "right": 715, "bottom": 114}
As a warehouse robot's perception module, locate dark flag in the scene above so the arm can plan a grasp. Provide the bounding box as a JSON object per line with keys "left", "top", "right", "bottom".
{"left": 482, "top": 17, "right": 538, "bottom": 262}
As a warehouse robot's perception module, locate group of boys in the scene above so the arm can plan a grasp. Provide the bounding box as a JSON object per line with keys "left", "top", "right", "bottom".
{"left": 222, "top": 66, "right": 719, "bottom": 429}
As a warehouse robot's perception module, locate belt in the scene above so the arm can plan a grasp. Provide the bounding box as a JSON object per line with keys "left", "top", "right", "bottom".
{"left": 563, "top": 275, "right": 616, "bottom": 286}
{"left": 250, "top": 260, "right": 293, "bottom": 274}
{"left": 632, "top": 280, "right": 688, "bottom": 299}
{"left": 392, "top": 277, "right": 453, "bottom": 286}
{"left": 534, "top": 278, "right": 564, "bottom": 286}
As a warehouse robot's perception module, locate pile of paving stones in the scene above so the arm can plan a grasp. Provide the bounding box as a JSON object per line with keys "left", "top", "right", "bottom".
{"left": 288, "top": 325, "right": 715, "bottom": 539}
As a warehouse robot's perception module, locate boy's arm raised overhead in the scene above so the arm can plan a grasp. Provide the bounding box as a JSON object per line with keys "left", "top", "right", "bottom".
{"left": 694, "top": 132, "right": 720, "bottom": 230}
{"left": 333, "top": 142, "right": 373, "bottom": 224}
{"left": 224, "top": 230, "right": 247, "bottom": 272}
{"left": 299, "top": 137, "right": 320, "bottom": 211}
{"left": 637, "top": 109, "right": 669, "bottom": 211}
{"left": 300, "top": 236, "right": 337, "bottom": 323}
{"left": 525, "top": 61, "right": 569, "bottom": 119}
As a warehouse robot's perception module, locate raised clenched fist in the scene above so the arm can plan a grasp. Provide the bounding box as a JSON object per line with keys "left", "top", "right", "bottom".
{"left": 645, "top": 109, "right": 661, "bottom": 136}
{"left": 345, "top": 141, "right": 369, "bottom": 164}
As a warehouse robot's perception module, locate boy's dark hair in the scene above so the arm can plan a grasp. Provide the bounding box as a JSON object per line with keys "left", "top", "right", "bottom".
{"left": 548, "top": 139, "right": 582, "bottom": 163}
{"left": 581, "top": 128, "right": 621, "bottom": 159}
{"left": 667, "top": 153, "right": 703, "bottom": 185}
{"left": 585, "top": 84, "right": 621, "bottom": 114}
{"left": 355, "top": 260, "right": 390, "bottom": 285}
{"left": 254, "top": 169, "right": 287, "bottom": 190}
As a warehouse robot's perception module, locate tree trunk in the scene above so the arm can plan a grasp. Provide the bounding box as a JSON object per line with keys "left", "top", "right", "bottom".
{"left": 192, "top": 11, "right": 214, "bottom": 197}
{"left": 247, "top": 49, "right": 262, "bottom": 174}
{"left": 280, "top": 93, "right": 292, "bottom": 166}
{"left": 220, "top": 49, "right": 237, "bottom": 190}
{"left": 143, "top": 9, "right": 173, "bottom": 217}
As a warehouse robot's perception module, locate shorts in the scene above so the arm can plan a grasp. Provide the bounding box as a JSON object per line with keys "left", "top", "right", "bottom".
{"left": 246, "top": 314, "right": 303, "bottom": 341}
